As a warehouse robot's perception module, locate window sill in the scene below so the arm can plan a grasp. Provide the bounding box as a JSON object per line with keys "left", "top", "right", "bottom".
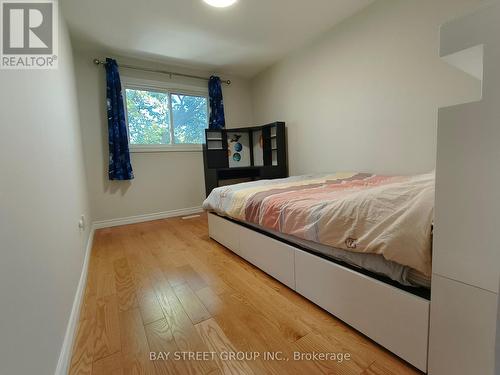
{"left": 130, "top": 144, "right": 203, "bottom": 153}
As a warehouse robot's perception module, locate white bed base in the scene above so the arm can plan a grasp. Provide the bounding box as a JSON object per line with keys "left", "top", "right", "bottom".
{"left": 208, "top": 212, "right": 429, "bottom": 372}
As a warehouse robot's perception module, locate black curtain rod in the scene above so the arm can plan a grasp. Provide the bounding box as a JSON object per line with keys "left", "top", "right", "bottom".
{"left": 92, "top": 59, "right": 231, "bottom": 85}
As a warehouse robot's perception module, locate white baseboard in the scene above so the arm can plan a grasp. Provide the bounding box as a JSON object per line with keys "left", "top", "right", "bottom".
{"left": 54, "top": 227, "right": 95, "bottom": 375}
{"left": 92, "top": 206, "right": 203, "bottom": 229}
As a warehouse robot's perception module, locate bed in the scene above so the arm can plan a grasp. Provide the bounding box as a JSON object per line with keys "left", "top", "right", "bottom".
{"left": 203, "top": 171, "right": 434, "bottom": 371}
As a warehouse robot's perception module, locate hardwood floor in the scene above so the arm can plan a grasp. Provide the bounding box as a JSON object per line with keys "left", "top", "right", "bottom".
{"left": 69, "top": 213, "right": 423, "bottom": 375}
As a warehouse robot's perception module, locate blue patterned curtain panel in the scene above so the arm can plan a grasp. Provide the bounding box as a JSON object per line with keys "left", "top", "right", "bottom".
{"left": 208, "top": 76, "right": 226, "bottom": 129}
{"left": 105, "top": 58, "right": 134, "bottom": 180}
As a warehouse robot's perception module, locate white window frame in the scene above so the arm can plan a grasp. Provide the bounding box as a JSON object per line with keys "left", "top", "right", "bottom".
{"left": 122, "top": 76, "right": 209, "bottom": 153}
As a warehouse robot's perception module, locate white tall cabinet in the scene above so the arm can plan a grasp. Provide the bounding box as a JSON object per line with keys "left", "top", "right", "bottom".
{"left": 429, "top": 2, "right": 500, "bottom": 374}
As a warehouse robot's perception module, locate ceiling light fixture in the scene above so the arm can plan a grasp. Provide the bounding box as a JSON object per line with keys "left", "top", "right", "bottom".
{"left": 203, "top": 0, "right": 237, "bottom": 8}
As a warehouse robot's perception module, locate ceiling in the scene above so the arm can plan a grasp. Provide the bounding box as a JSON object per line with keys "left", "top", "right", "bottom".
{"left": 62, "top": 0, "right": 374, "bottom": 77}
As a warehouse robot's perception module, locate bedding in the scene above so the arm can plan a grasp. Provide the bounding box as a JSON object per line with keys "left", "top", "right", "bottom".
{"left": 203, "top": 172, "right": 434, "bottom": 277}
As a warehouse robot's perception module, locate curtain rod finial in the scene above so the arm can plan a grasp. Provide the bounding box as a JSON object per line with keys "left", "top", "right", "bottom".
{"left": 225, "top": 80, "right": 231, "bottom": 85}
{"left": 93, "top": 58, "right": 102, "bottom": 65}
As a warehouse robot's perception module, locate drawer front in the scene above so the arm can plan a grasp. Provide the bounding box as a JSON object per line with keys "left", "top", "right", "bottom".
{"left": 295, "top": 249, "right": 429, "bottom": 372}
{"left": 208, "top": 213, "right": 241, "bottom": 254}
{"left": 239, "top": 225, "right": 295, "bottom": 289}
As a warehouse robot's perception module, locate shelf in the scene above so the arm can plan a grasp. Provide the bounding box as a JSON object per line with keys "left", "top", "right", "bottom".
{"left": 271, "top": 137, "right": 277, "bottom": 150}
{"left": 217, "top": 167, "right": 261, "bottom": 180}
{"left": 203, "top": 122, "right": 287, "bottom": 196}
{"left": 441, "top": 43, "right": 483, "bottom": 81}
{"left": 207, "top": 139, "right": 223, "bottom": 151}
{"left": 216, "top": 166, "right": 259, "bottom": 171}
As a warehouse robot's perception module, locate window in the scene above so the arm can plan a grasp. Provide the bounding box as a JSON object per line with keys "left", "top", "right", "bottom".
{"left": 123, "top": 82, "right": 208, "bottom": 151}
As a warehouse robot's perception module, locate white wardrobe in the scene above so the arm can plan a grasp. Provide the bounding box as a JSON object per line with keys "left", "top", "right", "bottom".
{"left": 429, "top": 2, "right": 500, "bottom": 374}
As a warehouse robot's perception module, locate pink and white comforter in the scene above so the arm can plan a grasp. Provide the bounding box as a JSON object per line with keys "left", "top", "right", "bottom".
{"left": 203, "top": 172, "right": 434, "bottom": 276}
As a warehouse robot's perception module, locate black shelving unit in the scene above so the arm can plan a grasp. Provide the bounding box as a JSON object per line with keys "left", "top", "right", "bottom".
{"left": 202, "top": 122, "right": 287, "bottom": 196}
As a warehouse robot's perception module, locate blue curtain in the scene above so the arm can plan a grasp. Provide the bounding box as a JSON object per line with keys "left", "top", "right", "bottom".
{"left": 105, "top": 58, "right": 134, "bottom": 180}
{"left": 208, "top": 76, "right": 226, "bottom": 129}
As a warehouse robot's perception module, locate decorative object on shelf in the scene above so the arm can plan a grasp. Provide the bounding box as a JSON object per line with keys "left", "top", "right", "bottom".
{"left": 227, "top": 132, "right": 250, "bottom": 167}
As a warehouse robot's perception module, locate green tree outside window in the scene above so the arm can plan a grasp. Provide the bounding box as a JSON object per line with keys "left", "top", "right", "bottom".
{"left": 125, "top": 88, "right": 208, "bottom": 145}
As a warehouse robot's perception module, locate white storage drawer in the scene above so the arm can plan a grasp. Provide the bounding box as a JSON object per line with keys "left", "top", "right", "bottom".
{"left": 239, "top": 225, "right": 295, "bottom": 289}
{"left": 208, "top": 213, "right": 241, "bottom": 255}
{"left": 208, "top": 213, "right": 295, "bottom": 289}
{"left": 294, "top": 249, "right": 429, "bottom": 372}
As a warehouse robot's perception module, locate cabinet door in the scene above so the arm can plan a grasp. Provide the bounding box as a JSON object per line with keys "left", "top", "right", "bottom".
{"left": 428, "top": 274, "right": 497, "bottom": 375}
{"left": 434, "top": 104, "right": 500, "bottom": 293}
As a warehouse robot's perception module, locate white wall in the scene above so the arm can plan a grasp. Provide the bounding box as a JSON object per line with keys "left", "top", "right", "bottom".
{"left": 251, "top": 0, "right": 483, "bottom": 176}
{"left": 0, "top": 18, "right": 91, "bottom": 375}
{"left": 73, "top": 51, "right": 254, "bottom": 222}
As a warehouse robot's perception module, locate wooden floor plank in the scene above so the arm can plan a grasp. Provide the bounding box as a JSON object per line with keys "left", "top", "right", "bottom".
{"left": 177, "top": 264, "right": 208, "bottom": 292}
{"left": 150, "top": 272, "right": 219, "bottom": 375}
{"left": 113, "top": 257, "right": 139, "bottom": 312}
{"left": 69, "top": 213, "right": 422, "bottom": 375}
{"left": 93, "top": 294, "right": 121, "bottom": 362}
{"left": 92, "top": 351, "right": 124, "bottom": 375}
{"left": 195, "top": 287, "right": 223, "bottom": 315}
{"left": 176, "top": 232, "right": 310, "bottom": 343}
{"left": 123, "top": 239, "right": 166, "bottom": 325}
{"left": 200, "top": 290, "right": 308, "bottom": 375}
{"left": 293, "top": 332, "right": 368, "bottom": 374}
{"left": 145, "top": 318, "right": 190, "bottom": 375}
{"left": 180, "top": 228, "right": 344, "bottom": 345}
{"left": 137, "top": 286, "right": 165, "bottom": 326}
{"left": 359, "top": 359, "right": 421, "bottom": 375}
{"left": 173, "top": 282, "right": 211, "bottom": 325}
{"left": 195, "top": 318, "right": 254, "bottom": 375}
{"left": 118, "top": 307, "right": 156, "bottom": 375}
{"left": 80, "top": 293, "right": 97, "bottom": 323}
{"left": 68, "top": 318, "right": 95, "bottom": 375}
{"left": 96, "top": 257, "right": 116, "bottom": 299}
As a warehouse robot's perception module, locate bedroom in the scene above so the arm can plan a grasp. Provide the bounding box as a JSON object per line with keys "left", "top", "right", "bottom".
{"left": 0, "top": 0, "right": 498, "bottom": 374}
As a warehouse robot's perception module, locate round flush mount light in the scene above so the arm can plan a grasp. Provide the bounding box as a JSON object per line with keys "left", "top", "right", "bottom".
{"left": 203, "top": 0, "right": 237, "bottom": 8}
